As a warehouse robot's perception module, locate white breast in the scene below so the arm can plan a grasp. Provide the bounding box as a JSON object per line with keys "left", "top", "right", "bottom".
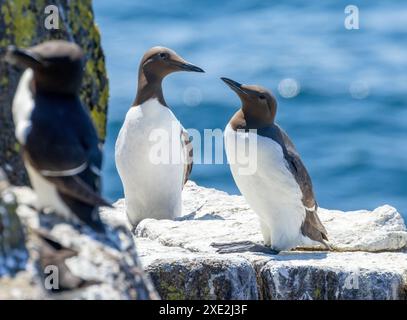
{"left": 25, "top": 162, "right": 73, "bottom": 219}
{"left": 224, "top": 124, "right": 307, "bottom": 251}
{"left": 12, "top": 69, "right": 34, "bottom": 145}
{"left": 115, "top": 98, "right": 185, "bottom": 226}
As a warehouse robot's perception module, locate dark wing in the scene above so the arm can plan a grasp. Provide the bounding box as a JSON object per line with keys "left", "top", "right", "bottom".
{"left": 45, "top": 174, "right": 110, "bottom": 207}
{"left": 36, "top": 230, "right": 100, "bottom": 292}
{"left": 258, "top": 125, "right": 328, "bottom": 245}
{"left": 71, "top": 102, "right": 111, "bottom": 208}
{"left": 181, "top": 127, "right": 193, "bottom": 187}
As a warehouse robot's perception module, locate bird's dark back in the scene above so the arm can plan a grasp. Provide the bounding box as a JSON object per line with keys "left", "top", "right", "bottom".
{"left": 26, "top": 94, "right": 98, "bottom": 171}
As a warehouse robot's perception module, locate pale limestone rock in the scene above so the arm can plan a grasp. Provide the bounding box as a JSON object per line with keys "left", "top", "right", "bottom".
{"left": 3, "top": 181, "right": 407, "bottom": 300}
{"left": 128, "top": 182, "right": 407, "bottom": 300}
{"left": 257, "top": 251, "right": 407, "bottom": 300}
{"left": 134, "top": 182, "right": 407, "bottom": 253}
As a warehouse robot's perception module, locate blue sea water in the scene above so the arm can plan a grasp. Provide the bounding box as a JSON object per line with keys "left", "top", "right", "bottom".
{"left": 94, "top": 1, "right": 407, "bottom": 218}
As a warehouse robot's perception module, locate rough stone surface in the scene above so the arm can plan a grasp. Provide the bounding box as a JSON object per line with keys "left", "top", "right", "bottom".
{"left": 258, "top": 251, "right": 407, "bottom": 300}
{"left": 0, "top": 0, "right": 109, "bottom": 185}
{"left": 146, "top": 255, "right": 258, "bottom": 300}
{"left": 133, "top": 182, "right": 407, "bottom": 253}
{"left": 0, "top": 169, "right": 28, "bottom": 277}
{"left": 109, "top": 182, "right": 407, "bottom": 300}
{"left": 2, "top": 181, "right": 407, "bottom": 300}
{"left": 0, "top": 185, "right": 158, "bottom": 300}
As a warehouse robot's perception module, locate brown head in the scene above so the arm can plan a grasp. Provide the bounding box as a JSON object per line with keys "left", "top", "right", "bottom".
{"left": 221, "top": 77, "right": 277, "bottom": 128}
{"left": 134, "top": 46, "right": 204, "bottom": 106}
{"left": 5, "top": 40, "right": 84, "bottom": 95}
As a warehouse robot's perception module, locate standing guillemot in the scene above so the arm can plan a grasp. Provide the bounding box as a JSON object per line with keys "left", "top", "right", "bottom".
{"left": 5, "top": 40, "right": 110, "bottom": 233}
{"left": 115, "top": 47, "right": 204, "bottom": 228}
{"left": 213, "top": 77, "right": 330, "bottom": 254}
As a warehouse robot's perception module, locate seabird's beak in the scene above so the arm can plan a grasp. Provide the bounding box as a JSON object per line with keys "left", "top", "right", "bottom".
{"left": 179, "top": 62, "right": 205, "bottom": 73}
{"left": 221, "top": 77, "right": 247, "bottom": 95}
{"left": 169, "top": 56, "right": 205, "bottom": 73}
{"left": 4, "top": 45, "right": 43, "bottom": 68}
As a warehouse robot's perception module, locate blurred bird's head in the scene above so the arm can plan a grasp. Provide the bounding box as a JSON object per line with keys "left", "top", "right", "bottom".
{"left": 221, "top": 77, "right": 277, "bottom": 124}
{"left": 139, "top": 46, "right": 204, "bottom": 81}
{"left": 5, "top": 40, "right": 84, "bottom": 95}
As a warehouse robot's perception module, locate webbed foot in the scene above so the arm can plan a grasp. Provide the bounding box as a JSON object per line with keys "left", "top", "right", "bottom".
{"left": 211, "top": 240, "right": 280, "bottom": 255}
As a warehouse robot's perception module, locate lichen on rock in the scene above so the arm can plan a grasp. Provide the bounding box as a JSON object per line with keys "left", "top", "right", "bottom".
{"left": 146, "top": 256, "right": 258, "bottom": 300}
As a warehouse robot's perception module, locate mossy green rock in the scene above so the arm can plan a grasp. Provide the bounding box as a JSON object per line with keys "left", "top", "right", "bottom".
{"left": 146, "top": 257, "right": 258, "bottom": 300}
{"left": 0, "top": 0, "right": 109, "bottom": 185}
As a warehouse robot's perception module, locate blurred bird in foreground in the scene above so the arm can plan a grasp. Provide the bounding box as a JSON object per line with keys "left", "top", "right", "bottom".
{"left": 5, "top": 40, "right": 110, "bottom": 233}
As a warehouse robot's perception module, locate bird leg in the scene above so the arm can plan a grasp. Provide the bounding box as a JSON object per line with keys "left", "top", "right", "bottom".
{"left": 211, "top": 240, "right": 280, "bottom": 255}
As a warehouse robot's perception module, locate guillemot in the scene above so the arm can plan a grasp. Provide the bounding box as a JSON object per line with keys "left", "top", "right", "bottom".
{"left": 5, "top": 40, "right": 110, "bottom": 233}
{"left": 214, "top": 77, "right": 329, "bottom": 253}
{"left": 115, "top": 46, "right": 204, "bottom": 228}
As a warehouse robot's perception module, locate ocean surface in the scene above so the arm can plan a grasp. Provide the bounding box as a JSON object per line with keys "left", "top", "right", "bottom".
{"left": 94, "top": 1, "right": 407, "bottom": 218}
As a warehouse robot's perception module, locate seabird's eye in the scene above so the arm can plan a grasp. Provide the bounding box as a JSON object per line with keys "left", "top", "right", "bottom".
{"left": 259, "top": 95, "right": 266, "bottom": 100}
{"left": 159, "top": 52, "right": 168, "bottom": 59}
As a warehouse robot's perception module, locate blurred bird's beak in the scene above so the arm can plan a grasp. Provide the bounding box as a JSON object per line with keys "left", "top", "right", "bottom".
{"left": 221, "top": 77, "right": 247, "bottom": 95}
{"left": 4, "top": 45, "right": 43, "bottom": 68}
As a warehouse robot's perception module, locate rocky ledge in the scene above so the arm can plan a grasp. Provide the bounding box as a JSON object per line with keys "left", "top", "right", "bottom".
{"left": 106, "top": 182, "right": 407, "bottom": 300}
{"left": 2, "top": 181, "right": 407, "bottom": 300}
{"left": 0, "top": 179, "right": 158, "bottom": 300}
